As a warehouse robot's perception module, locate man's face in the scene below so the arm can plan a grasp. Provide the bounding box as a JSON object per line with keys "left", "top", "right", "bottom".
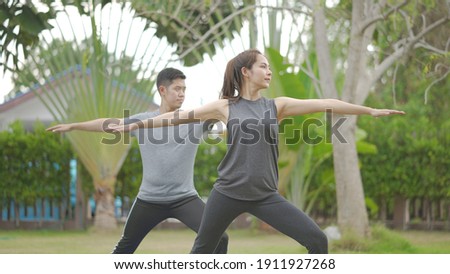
{"left": 159, "top": 78, "right": 186, "bottom": 110}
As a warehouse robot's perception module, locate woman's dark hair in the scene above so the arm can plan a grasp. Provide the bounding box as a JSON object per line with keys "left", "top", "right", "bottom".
{"left": 220, "top": 49, "right": 262, "bottom": 100}
{"left": 156, "top": 67, "right": 186, "bottom": 91}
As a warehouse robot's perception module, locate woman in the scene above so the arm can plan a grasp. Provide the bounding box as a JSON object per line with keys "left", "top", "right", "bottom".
{"left": 109, "top": 49, "right": 405, "bottom": 254}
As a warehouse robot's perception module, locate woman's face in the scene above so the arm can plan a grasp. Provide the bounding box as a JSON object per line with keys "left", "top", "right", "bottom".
{"left": 246, "top": 54, "right": 272, "bottom": 90}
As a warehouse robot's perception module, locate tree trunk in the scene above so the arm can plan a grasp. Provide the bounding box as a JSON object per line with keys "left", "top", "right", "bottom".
{"left": 424, "top": 199, "right": 431, "bottom": 230}
{"left": 312, "top": 0, "right": 371, "bottom": 238}
{"left": 332, "top": 114, "right": 370, "bottom": 237}
{"left": 430, "top": 200, "right": 436, "bottom": 230}
{"left": 14, "top": 202, "right": 20, "bottom": 228}
{"left": 447, "top": 203, "right": 450, "bottom": 231}
{"left": 39, "top": 199, "right": 44, "bottom": 229}
{"left": 14, "top": 201, "right": 20, "bottom": 228}
{"left": 439, "top": 199, "right": 444, "bottom": 220}
{"left": 413, "top": 198, "right": 421, "bottom": 219}
{"left": 93, "top": 177, "right": 117, "bottom": 230}
{"left": 75, "top": 167, "right": 87, "bottom": 229}
{"left": 379, "top": 196, "right": 387, "bottom": 222}
{"left": 422, "top": 198, "right": 429, "bottom": 220}
{"left": 393, "top": 196, "right": 409, "bottom": 230}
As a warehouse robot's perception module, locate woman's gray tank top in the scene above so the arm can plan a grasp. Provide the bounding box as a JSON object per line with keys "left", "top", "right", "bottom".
{"left": 214, "top": 97, "right": 279, "bottom": 201}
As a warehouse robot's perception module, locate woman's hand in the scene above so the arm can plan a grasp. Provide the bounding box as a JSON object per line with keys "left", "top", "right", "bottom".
{"left": 370, "top": 109, "right": 406, "bottom": 117}
{"left": 107, "top": 122, "right": 138, "bottom": 132}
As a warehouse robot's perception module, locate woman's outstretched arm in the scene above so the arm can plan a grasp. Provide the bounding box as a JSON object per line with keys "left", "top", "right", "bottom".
{"left": 275, "top": 97, "right": 405, "bottom": 120}
{"left": 109, "top": 99, "right": 229, "bottom": 132}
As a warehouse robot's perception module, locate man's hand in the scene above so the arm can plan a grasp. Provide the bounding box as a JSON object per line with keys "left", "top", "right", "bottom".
{"left": 46, "top": 124, "right": 72, "bottom": 133}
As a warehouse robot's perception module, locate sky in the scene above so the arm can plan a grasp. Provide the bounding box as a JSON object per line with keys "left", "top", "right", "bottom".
{"left": 0, "top": 70, "right": 14, "bottom": 105}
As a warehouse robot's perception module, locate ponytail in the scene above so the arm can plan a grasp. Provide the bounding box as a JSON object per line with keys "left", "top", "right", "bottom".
{"left": 219, "top": 49, "right": 262, "bottom": 100}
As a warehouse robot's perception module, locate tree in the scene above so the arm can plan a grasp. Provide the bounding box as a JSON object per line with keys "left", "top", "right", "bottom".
{"left": 0, "top": 0, "right": 56, "bottom": 72}
{"left": 360, "top": 58, "right": 450, "bottom": 228}
{"left": 309, "top": 0, "right": 449, "bottom": 236}
{"left": 130, "top": 0, "right": 255, "bottom": 66}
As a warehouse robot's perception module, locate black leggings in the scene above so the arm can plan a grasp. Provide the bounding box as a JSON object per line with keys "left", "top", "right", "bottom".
{"left": 112, "top": 196, "right": 228, "bottom": 254}
{"left": 191, "top": 189, "right": 328, "bottom": 254}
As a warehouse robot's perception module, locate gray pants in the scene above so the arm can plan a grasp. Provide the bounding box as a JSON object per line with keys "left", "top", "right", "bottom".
{"left": 113, "top": 195, "right": 228, "bottom": 254}
{"left": 191, "top": 189, "right": 328, "bottom": 254}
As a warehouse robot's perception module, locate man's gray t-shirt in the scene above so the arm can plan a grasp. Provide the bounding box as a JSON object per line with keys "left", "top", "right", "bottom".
{"left": 125, "top": 110, "right": 208, "bottom": 202}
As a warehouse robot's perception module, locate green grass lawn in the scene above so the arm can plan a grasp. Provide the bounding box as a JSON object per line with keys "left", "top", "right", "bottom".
{"left": 0, "top": 225, "right": 449, "bottom": 254}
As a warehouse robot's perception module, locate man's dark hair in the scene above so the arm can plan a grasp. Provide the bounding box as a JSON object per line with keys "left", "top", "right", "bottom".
{"left": 156, "top": 68, "right": 186, "bottom": 90}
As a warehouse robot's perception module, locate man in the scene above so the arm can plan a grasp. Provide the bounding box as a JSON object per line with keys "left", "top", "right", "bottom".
{"left": 47, "top": 68, "right": 228, "bottom": 253}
